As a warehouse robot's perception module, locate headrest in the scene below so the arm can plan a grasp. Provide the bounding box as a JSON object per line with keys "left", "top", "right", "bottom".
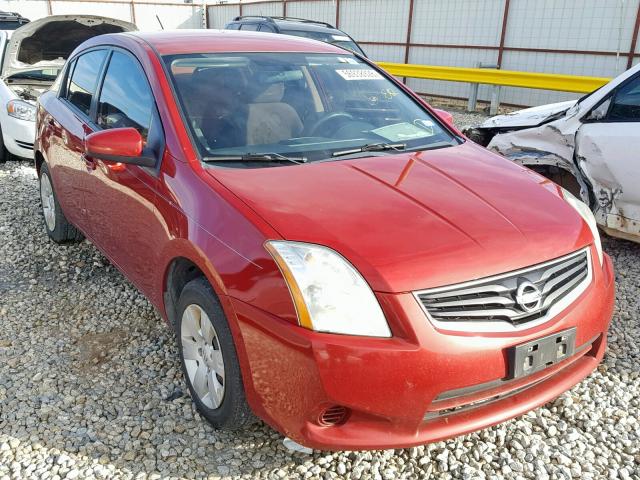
{"left": 252, "top": 82, "right": 285, "bottom": 103}
{"left": 191, "top": 67, "right": 245, "bottom": 91}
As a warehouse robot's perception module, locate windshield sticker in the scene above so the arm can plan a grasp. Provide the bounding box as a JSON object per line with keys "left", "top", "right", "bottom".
{"left": 337, "top": 57, "right": 359, "bottom": 65}
{"left": 372, "top": 122, "right": 435, "bottom": 142}
{"left": 336, "top": 69, "right": 383, "bottom": 81}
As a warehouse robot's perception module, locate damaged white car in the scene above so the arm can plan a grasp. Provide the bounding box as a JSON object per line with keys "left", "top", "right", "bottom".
{"left": 465, "top": 63, "right": 640, "bottom": 243}
{"left": 0, "top": 15, "right": 135, "bottom": 161}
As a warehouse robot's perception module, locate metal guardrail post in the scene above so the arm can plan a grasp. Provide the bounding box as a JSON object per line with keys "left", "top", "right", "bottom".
{"left": 467, "top": 62, "right": 481, "bottom": 112}
{"left": 490, "top": 85, "right": 501, "bottom": 115}
{"left": 468, "top": 63, "right": 498, "bottom": 113}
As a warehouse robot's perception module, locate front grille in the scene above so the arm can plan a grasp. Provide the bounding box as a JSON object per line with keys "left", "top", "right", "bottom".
{"left": 423, "top": 333, "right": 600, "bottom": 421}
{"left": 423, "top": 379, "right": 543, "bottom": 420}
{"left": 15, "top": 140, "right": 34, "bottom": 150}
{"left": 414, "top": 248, "right": 591, "bottom": 331}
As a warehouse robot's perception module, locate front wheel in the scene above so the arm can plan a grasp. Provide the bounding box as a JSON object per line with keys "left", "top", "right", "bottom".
{"left": 176, "top": 277, "right": 253, "bottom": 430}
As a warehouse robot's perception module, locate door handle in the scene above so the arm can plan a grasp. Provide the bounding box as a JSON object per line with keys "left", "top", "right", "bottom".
{"left": 82, "top": 153, "right": 97, "bottom": 171}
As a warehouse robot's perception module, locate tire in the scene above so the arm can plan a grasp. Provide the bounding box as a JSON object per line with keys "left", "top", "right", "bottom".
{"left": 0, "top": 124, "right": 7, "bottom": 163}
{"left": 38, "top": 162, "right": 83, "bottom": 243}
{"left": 176, "top": 277, "right": 253, "bottom": 430}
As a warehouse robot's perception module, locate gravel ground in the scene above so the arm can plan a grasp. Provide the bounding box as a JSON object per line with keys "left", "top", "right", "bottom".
{"left": 1, "top": 111, "right": 639, "bottom": 479}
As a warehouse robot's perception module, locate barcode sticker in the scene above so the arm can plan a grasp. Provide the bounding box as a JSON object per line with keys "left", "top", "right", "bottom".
{"left": 336, "top": 69, "right": 383, "bottom": 81}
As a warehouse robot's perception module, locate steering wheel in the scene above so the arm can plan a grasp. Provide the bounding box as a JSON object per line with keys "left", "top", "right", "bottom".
{"left": 308, "top": 112, "right": 354, "bottom": 136}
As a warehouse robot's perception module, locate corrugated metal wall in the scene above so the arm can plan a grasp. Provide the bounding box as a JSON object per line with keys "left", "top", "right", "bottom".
{"left": 207, "top": 0, "right": 640, "bottom": 106}
{"left": 286, "top": 0, "right": 334, "bottom": 27}
{"left": 3, "top": 0, "right": 638, "bottom": 106}
{"left": 208, "top": 4, "right": 241, "bottom": 29}
{"left": 241, "top": 1, "right": 283, "bottom": 17}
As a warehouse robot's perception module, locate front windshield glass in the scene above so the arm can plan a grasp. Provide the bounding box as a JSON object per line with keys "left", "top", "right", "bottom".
{"left": 8, "top": 68, "right": 60, "bottom": 82}
{"left": 164, "top": 52, "right": 457, "bottom": 167}
{"left": 0, "top": 20, "right": 29, "bottom": 30}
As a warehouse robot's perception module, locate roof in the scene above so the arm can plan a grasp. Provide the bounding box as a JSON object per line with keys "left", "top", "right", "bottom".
{"left": 128, "top": 29, "right": 346, "bottom": 56}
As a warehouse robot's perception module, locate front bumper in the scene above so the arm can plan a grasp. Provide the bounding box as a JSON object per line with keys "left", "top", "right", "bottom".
{"left": 231, "top": 251, "right": 615, "bottom": 451}
{"left": 2, "top": 115, "right": 35, "bottom": 159}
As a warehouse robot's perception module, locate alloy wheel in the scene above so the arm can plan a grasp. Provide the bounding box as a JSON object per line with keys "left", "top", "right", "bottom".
{"left": 181, "top": 304, "right": 226, "bottom": 409}
{"left": 40, "top": 172, "right": 56, "bottom": 231}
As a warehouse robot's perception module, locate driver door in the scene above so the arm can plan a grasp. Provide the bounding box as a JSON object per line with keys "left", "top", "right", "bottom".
{"left": 576, "top": 73, "right": 640, "bottom": 238}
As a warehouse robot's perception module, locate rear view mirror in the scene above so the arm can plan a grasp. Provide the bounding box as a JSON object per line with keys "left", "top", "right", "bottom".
{"left": 434, "top": 108, "right": 455, "bottom": 128}
{"left": 85, "top": 128, "right": 155, "bottom": 167}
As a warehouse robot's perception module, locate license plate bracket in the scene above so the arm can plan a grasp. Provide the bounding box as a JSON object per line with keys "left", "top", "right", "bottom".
{"left": 508, "top": 327, "right": 576, "bottom": 379}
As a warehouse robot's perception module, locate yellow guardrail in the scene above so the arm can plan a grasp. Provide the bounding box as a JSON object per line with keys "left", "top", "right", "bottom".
{"left": 377, "top": 62, "right": 611, "bottom": 94}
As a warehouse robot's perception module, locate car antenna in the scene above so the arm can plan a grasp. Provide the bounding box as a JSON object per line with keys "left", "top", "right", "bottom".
{"left": 156, "top": 14, "right": 164, "bottom": 30}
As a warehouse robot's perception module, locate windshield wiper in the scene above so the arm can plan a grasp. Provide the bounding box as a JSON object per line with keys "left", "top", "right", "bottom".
{"left": 203, "top": 152, "right": 307, "bottom": 164}
{"left": 332, "top": 143, "right": 406, "bottom": 158}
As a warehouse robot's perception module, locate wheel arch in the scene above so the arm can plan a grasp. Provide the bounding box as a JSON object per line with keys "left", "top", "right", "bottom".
{"left": 161, "top": 245, "right": 231, "bottom": 323}
{"left": 161, "top": 252, "right": 260, "bottom": 413}
{"left": 35, "top": 150, "right": 45, "bottom": 175}
{"left": 163, "top": 256, "right": 208, "bottom": 329}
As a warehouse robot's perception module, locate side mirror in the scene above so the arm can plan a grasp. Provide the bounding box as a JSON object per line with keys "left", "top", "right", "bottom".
{"left": 434, "top": 109, "right": 455, "bottom": 128}
{"left": 85, "top": 127, "right": 156, "bottom": 167}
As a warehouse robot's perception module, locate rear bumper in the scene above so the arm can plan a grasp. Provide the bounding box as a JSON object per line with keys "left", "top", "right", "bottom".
{"left": 231, "top": 251, "right": 614, "bottom": 450}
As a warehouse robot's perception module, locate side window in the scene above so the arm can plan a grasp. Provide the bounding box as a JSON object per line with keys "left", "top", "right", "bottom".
{"left": 259, "top": 24, "right": 275, "bottom": 32}
{"left": 61, "top": 58, "right": 76, "bottom": 97}
{"left": 240, "top": 23, "right": 259, "bottom": 31}
{"left": 608, "top": 75, "right": 640, "bottom": 122}
{"left": 66, "top": 50, "right": 108, "bottom": 116}
{"left": 97, "top": 51, "right": 155, "bottom": 139}
{"left": 226, "top": 23, "right": 240, "bottom": 30}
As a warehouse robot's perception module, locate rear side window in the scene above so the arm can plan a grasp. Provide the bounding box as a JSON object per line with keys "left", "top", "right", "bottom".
{"left": 97, "top": 51, "right": 154, "bottom": 139}
{"left": 240, "top": 23, "right": 259, "bottom": 31}
{"left": 66, "top": 50, "right": 108, "bottom": 116}
{"left": 63, "top": 58, "right": 76, "bottom": 97}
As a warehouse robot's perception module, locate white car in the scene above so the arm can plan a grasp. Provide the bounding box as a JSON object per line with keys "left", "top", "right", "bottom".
{"left": 465, "top": 63, "right": 640, "bottom": 244}
{"left": 0, "top": 15, "right": 136, "bottom": 161}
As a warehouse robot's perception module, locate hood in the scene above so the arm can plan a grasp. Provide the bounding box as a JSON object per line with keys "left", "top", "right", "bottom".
{"left": 211, "top": 142, "right": 590, "bottom": 293}
{"left": 2, "top": 15, "right": 136, "bottom": 78}
{"left": 480, "top": 100, "right": 577, "bottom": 129}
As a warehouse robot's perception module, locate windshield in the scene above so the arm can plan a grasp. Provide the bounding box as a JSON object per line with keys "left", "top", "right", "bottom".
{"left": 7, "top": 68, "right": 59, "bottom": 82}
{"left": 281, "top": 29, "right": 366, "bottom": 56}
{"left": 165, "top": 52, "right": 457, "bottom": 167}
{"left": 0, "top": 20, "right": 29, "bottom": 30}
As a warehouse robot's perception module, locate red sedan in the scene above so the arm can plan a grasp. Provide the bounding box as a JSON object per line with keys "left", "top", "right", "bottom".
{"left": 34, "top": 30, "right": 614, "bottom": 451}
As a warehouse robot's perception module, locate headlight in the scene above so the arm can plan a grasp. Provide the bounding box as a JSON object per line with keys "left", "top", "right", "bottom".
{"left": 7, "top": 99, "right": 36, "bottom": 122}
{"left": 561, "top": 188, "right": 603, "bottom": 265}
{"left": 265, "top": 241, "right": 391, "bottom": 337}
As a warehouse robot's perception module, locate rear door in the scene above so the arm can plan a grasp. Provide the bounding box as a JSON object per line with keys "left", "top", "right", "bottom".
{"left": 577, "top": 73, "right": 640, "bottom": 238}
{"left": 82, "top": 49, "right": 166, "bottom": 302}
{"left": 47, "top": 49, "right": 108, "bottom": 230}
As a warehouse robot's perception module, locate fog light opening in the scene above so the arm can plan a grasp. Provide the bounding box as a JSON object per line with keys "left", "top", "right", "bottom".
{"left": 318, "top": 405, "right": 350, "bottom": 427}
